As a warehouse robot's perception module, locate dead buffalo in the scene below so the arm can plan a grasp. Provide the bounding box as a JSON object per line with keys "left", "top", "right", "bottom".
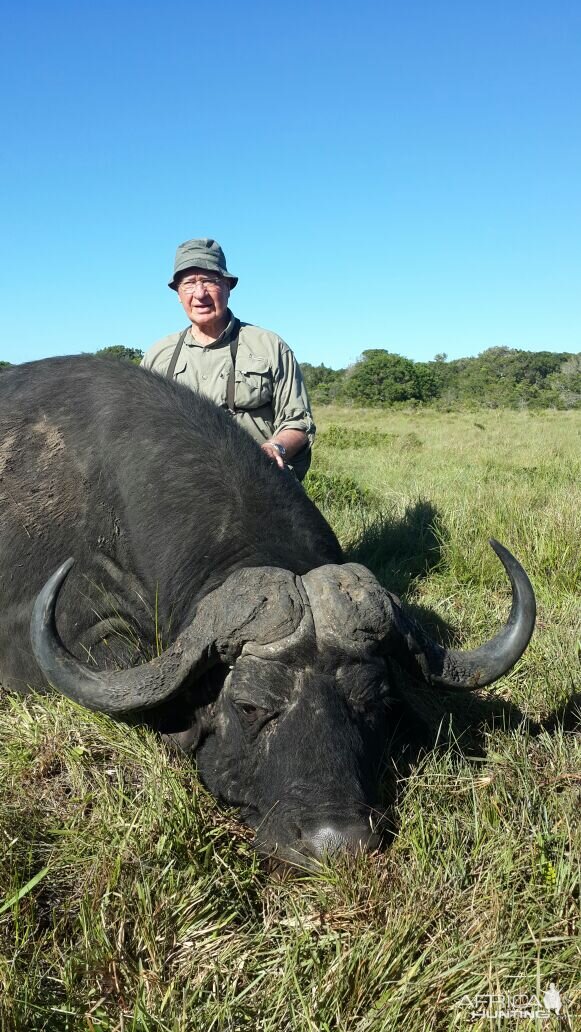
{"left": 0, "top": 356, "right": 536, "bottom": 865}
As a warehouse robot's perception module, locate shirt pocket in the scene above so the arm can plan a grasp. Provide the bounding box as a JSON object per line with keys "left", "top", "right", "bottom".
{"left": 235, "top": 359, "right": 273, "bottom": 410}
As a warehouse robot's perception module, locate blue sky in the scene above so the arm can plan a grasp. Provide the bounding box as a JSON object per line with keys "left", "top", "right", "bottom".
{"left": 0, "top": 1, "right": 579, "bottom": 369}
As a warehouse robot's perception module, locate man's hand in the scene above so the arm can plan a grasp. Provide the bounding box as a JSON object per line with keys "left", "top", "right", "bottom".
{"left": 261, "top": 441, "right": 286, "bottom": 469}
{"left": 261, "top": 430, "right": 308, "bottom": 470}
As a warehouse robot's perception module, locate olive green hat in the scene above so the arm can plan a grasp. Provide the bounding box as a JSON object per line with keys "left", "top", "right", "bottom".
{"left": 169, "top": 238, "right": 238, "bottom": 290}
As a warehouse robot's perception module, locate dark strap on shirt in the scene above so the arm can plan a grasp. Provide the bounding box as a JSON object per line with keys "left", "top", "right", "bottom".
{"left": 166, "top": 328, "right": 189, "bottom": 381}
{"left": 165, "top": 321, "right": 241, "bottom": 414}
{"left": 226, "top": 330, "right": 240, "bottom": 413}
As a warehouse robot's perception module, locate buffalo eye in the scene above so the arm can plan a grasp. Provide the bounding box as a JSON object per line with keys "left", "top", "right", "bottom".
{"left": 235, "top": 700, "right": 276, "bottom": 731}
{"left": 239, "top": 702, "right": 261, "bottom": 718}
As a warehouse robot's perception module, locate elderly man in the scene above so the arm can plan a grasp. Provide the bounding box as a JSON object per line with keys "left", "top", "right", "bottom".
{"left": 141, "top": 238, "right": 314, "bottom": 479}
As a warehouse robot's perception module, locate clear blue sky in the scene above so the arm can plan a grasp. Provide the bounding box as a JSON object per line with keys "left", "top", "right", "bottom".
{"left": 1, "top": 1, "right": 579, "bottom": 368}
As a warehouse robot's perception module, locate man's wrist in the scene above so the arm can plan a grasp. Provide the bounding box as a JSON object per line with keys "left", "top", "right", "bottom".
{"left": 271, "top": 441, "right": 287, "bottom": 459}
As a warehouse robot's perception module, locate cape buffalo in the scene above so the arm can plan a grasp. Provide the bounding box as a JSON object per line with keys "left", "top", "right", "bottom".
{"left": 0, "top": 356, "right": 536, "bottom": 865}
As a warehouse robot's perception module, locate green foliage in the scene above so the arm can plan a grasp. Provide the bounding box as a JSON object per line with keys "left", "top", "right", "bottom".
{"left": 0, "top": 361, "right": 11, "bottom": 373}
{"left": 413, "top": 360, "right": 443, "bottom": 401}
{"left": 301, "top": 362, "right": 345, "bottom": 404}
{"left": 303, "top": 468, "right": 374, "bottom": 508}
{"left": 96, "top": 345, "right": 144, "bottom": 364}
{"left": 548, "top": 353, "right": 581, "bottom": 408}
{"left": 399, "top": 430, "right": 423, "bottom": 451}
{"left": 317, "top": 424, "right": 395, "bottom": 449}
{"left": 301, "top": 361, "right": 340, "bottom": 391}
{"left": 441, "top": 347, "right": 571, "bottom": 409}
{"left": 304, "top": 347, "right": 581, "bottom": 410}
{"left": 343, "top": 349, "right": 421, "bottom": 405}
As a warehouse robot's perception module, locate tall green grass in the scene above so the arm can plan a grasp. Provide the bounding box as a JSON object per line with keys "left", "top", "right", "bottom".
{"left": 1, "top": 408, "right": 579, "bottom": 1030}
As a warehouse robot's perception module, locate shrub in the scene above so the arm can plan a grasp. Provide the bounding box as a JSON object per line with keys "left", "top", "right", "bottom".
{"left": 304, "top": 470, "right": 374, "bottom": 509}
{"left": 96, "top": 345, "right": 144, "bottom": 364}
{"left": 343, "top": 350, "right": 421, "bottom": 405}
{"left": 317, "top": 425, "right": 395, "bottom": 449}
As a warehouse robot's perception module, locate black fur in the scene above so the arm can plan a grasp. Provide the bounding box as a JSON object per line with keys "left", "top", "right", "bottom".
{"left": 0, "top": 356, "right": 341, "bottom": 691}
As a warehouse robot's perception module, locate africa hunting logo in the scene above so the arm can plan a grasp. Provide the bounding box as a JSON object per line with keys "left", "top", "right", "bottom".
{"left": 456, "top": 983, "right": 564, "bottom": 1020}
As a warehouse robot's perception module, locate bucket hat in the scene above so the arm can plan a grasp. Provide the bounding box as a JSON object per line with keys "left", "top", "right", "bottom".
{"left": 169, "top": 238, "right": 238, "bottom": 290}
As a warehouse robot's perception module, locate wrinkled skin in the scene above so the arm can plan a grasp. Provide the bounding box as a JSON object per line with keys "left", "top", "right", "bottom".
{"left": 193, "top": 652, "right": 389, "bottom": 863}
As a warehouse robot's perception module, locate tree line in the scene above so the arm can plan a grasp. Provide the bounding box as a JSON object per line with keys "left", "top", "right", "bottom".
{"left": 2, "top": 346, "right": 580, "bottom": 409}
{"left": 301, "top": 347, "right": 581, "bottom": 409}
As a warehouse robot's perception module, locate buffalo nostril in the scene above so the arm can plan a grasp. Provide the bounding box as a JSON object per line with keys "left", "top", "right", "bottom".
{"left": 304, "top": 824, "right": 379, "bottom": 859}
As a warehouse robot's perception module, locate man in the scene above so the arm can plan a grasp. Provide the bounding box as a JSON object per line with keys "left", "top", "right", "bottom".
{"left": 141, "top": 238, "right": 314, "bottom": 479}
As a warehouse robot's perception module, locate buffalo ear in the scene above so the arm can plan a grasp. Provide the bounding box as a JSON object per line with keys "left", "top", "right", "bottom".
{"left": 141, "top": 666, "right": 228, "bottom": 754}
{"left": 161, "top": 725, "right": 202, "bottom": 754}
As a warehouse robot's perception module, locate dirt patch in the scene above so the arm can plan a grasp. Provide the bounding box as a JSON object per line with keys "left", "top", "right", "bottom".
{"left": 0, "top": 429, "right": 19, "bottom": 478}
{"left": 0, "top": 417, "right": 85, "bottom": 537}
{"left": 31, "top": 415, "right": 66, "bottom": 454}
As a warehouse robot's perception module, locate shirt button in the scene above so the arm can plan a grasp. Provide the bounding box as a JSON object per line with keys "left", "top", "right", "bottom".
{"left": 202, "top": 375, "right": 207, "bottom": 380}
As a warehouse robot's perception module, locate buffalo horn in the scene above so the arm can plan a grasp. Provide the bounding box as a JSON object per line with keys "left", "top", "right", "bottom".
{"left": 381, "top": 539, "right": 536, "bottom": 688}
{"left": 302, "top": 563, "right": 394, "bottom": 658}
{"left": 241, "top": 574, "right": 315, "bottom": 659}
{"left": 304, "top": 540, "right": 536, "bottom": 689}
{"left": 30, "top": 560, "right": 309, "bottom": 713}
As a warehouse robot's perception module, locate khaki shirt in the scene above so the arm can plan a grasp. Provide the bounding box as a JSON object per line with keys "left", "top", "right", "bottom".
{"left": 141, "top": 313, "right": 315, "bottom": 448}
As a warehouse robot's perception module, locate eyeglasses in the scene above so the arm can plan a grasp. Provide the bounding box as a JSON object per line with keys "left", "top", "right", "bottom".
{"left": 178, "top": 276, "right": 226, "bottom": 294}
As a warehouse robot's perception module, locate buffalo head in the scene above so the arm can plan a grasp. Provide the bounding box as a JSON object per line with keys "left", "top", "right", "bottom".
{"left": 30, "top": 541, "right": 535, "bottom": 867}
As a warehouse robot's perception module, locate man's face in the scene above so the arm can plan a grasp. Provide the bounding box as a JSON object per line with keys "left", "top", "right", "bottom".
{"left": 176, "top": 268, "right": 231, "bottom": 333}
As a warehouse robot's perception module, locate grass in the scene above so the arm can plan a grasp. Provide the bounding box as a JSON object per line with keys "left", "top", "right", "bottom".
{"left": 1, "top": 407, "right": 580, "bottom": 1030}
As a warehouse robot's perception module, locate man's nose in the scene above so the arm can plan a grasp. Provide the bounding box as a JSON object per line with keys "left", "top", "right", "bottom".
{"left": 191, "top": 282, "right": 210, "bottom": 297}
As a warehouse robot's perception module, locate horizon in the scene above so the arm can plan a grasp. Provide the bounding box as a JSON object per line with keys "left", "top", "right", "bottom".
{"left": 3, "top": 340, "right": 579, "bottom": 374}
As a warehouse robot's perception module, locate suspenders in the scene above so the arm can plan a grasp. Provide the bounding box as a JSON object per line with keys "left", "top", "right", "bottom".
{"left": 165, "top": 321, "right": 240, "bottom": 413}
{"left": 226, "top": 329, "right": 240, "bottom": 414}
{"left": 163, "top": 322, "right": 311, "bottom": 481}
{"left": 165, "top": 327, "right": 188, "bottom": 381}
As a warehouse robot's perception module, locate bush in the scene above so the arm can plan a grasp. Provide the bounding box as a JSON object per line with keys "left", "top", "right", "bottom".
{"left": 306, "top": 348, "right": 581, "bottom": 410}
{"left": 317, "top": 425, "right": 395, "bottom": 449}
{"left": 343, "top": 350, "right": 421, "bottom": 405}
{"left": 96, "top": 345, "right": 144, "bottom": 364}
{"left": 304, "top": 470, "right": 374, "bottom": 509}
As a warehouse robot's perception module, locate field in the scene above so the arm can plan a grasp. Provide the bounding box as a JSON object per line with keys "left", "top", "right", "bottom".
{"left": 1, "top": 407, "right": 579, "bottom": 1031}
